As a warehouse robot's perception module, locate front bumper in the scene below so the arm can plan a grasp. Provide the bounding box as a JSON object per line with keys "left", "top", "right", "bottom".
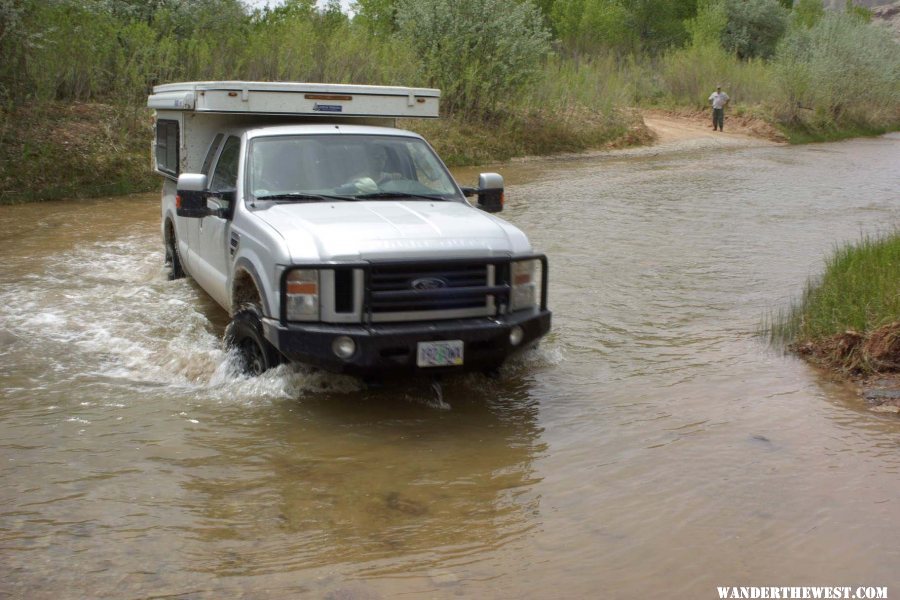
{"left": 263, "top": 309, "right": 551, "bottom": 376}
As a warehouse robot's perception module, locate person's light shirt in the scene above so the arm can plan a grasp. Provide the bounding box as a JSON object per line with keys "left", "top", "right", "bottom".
{"left": 709, "top": 91, "right": 729, "bottom": 109}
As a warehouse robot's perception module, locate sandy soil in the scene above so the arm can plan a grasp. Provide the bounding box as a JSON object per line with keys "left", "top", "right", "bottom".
{"left": 642, "top": 108, "right": 786, "bottom": 148}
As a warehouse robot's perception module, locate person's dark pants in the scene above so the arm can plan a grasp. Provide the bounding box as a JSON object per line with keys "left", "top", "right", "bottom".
{"left": 712, "top": 108, "right": 724, "bottom": 131}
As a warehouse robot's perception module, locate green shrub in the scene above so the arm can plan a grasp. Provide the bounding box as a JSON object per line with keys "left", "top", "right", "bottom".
{"left": 774, "top": 12, "right": 900, "bottom": 130}
{"left": 658, "top": 42, "right": 775, "bottom": 107}
{"left": 721, "top": 0, "right": 789, "bottom": 59}
{"left": 522, "top": 54, "right": 643, "bottom": 114}
{"left": 395, "top": 0, "right": 551, "bottom": 117}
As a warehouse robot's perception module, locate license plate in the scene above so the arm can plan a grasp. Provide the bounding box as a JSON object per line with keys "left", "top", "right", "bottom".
{"left": 416, "top": 340, "right": 464, "bottom": 367}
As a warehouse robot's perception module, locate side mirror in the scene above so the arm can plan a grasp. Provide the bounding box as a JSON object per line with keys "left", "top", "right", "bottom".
{"left": 476, "top": 172, "right": 504, "bottom": 213}
{"left": 176, "top": 173, "right": 213, "bottom": 218}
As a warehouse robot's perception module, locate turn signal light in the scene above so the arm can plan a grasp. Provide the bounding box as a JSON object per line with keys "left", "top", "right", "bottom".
{"left": 285, "top": 269, "right": 319, "bottom": 321}
{"left": 286, "top": 281, "right": 317, "bottom": 295}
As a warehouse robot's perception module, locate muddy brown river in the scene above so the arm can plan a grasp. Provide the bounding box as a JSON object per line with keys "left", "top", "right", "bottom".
{"left": 1, "top": 134, "right": 899, "bottom": 599}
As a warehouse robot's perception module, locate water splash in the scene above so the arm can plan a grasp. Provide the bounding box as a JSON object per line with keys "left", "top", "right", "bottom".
{"left": 0, "top": 233, "right": 362, "bottom": 402}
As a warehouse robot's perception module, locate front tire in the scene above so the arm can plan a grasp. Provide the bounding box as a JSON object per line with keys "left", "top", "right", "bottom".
{"left": 224, "top": 304, "right": 283, "bottom": 376}
{"left": 165, "top": 222, "right": 185, "bottom": 280}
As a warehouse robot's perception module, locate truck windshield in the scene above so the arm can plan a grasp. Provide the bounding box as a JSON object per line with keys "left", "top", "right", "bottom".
{"left": 247, "top": 134, "right": 463, "bottom": 202}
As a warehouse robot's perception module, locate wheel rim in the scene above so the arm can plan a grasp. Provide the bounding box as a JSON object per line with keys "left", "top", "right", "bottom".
{"left": 239, "top": 338, "right": 266, "bottom": 376}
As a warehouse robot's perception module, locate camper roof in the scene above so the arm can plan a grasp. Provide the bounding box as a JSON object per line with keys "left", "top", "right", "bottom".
{"left": 147, "top": 81, "right": 440, "bottom": 119}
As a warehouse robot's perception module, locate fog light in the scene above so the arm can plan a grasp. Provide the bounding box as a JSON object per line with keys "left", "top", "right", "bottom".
{"left": 332, "top": 336, "right": 356, "bottom": 360}
{"left": 509, "top": 325, "right": 524, "bottom": 347}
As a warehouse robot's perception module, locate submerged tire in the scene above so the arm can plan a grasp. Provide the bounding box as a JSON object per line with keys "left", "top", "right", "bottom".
{"left": 225, "top": 304, "right": 283, "bottom": 376}
{"left": 165, "top": 223, "right": 185, "bottom": 280}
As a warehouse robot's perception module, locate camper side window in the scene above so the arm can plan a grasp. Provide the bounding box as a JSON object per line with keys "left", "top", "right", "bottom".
{"left": 155, "top": 119, "right": 179, "bottom": 177}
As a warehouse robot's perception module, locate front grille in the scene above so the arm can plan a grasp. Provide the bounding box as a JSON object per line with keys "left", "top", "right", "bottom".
{"left": 279, "top": 255, "right": 546, "bottom": 326}
{"left": 333, "top": 268, "right": 355, "bottom": 313}
{"left": 369, "top": 263, "right": 491, "bottom": 313}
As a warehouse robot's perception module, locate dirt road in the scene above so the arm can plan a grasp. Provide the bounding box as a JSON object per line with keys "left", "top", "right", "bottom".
{"left": 642, "top": 109, "right": 785, "bottom": 148}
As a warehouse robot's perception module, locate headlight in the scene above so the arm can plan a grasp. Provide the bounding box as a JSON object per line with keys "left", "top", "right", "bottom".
{"left": 510, "top": 259, "right": 539, "bottom": 311}
{"left": 285, "top": 269, "right": 319, "bottom": 321}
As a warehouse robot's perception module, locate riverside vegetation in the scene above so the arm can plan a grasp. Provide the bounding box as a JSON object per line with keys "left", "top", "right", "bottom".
{"left": 1, "top": 0, "right": 899, "bottom": 203}
{"left": 767, "top": 233, "right": 900, "bottom": 385}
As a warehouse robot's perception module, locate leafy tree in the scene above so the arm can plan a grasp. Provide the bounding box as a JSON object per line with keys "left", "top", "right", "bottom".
{"left": 687, "top": 0, "right": 727, "bottom": 47}
{"left": 622, "top": 0, "right": 694, "bottom": 54}
{"left": 551, "top": 0, "right": 696, "bottom": 55}
{"left": 0, "top": 0, "right": 36, "bottom": 102}
{"left": 318, "top": 0, "right": 349, "bottom": 30}
{"left": 91, "top": 0, "right": 180, "bottom": 24}
{"left": 89, "top": 0, "right": 247, "bottom": 34}
{"left": 253, "top": 0, "right": 317, "bottom": 24}
{"left": 552, "top": 0, "right": 634, "bottom": 54}
{"left": 721, "top": 0, "right": 788, "bottom": 59}
{"left": 152, "top": 0, "right": 247, "bottom": 39}
{"left": 396, "top": 0, "right": 551, "bottom": 116}
{"left": 582, "top": 0, "right": 633, "bottom": 52}
{"left": 550, "top": 0, "right": 585, "bottom": 49}
{"left": 352, "top": 0, "right": 398, "bottom": 35}
{"left": 530, "top": 0, "right": 557, "bottom": 32}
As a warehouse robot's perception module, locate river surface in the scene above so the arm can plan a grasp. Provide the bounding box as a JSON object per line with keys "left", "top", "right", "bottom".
{"left": 1, "top": 134, "right": 899, "bottom": 599}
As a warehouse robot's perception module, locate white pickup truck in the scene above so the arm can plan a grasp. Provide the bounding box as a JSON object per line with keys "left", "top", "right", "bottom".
{"left": 148, "top": 81, "right": 550, "bottom": 377}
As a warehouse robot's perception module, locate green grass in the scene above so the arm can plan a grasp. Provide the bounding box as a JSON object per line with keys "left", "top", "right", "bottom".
{"left": 768, "top": 232, "right": 900, "bottom": 349}
{"left": 778, "top": 121, "right": 899, "bottom": 145}
{"left": 411, "top": 106, "right": 646, "bottom": 167}
{"left": 0, "top": 103, "right": 156, "bottom": 204}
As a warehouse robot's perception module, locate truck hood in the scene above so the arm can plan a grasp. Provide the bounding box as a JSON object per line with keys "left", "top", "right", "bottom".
{"left": 254, "top": 200, "right": 532, "bottom": 262}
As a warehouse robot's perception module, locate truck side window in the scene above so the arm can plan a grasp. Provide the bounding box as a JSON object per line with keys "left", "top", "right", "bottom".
{"left": 201, "top": 133, "right": 224, "bottom": 176}
{"left": 155, "top": 119, "right": 179, "bottom": 177}
{"left": 210, "top": 136, "right": 241, "bottom": 192}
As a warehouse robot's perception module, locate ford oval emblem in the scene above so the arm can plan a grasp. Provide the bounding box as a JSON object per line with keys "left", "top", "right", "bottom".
{"left": 411, "top": 277, "right": 449, "bottom": 290}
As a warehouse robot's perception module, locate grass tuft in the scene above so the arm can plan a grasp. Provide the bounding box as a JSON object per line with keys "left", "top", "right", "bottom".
{"left": 768, "top": 232, "right": 900, "bottom": 374}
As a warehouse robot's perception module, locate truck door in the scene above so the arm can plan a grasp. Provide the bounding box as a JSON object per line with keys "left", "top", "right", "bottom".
{"left": 192, "top": 134, "right": 241, "bottom": 310}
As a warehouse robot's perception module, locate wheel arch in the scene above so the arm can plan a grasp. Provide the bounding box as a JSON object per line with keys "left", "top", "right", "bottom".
{"left": 232, "top": 257, "right": 272, "bottom": 318}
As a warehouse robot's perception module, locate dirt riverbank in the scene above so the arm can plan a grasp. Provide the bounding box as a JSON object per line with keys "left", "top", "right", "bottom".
{"left": 792, "top": 324, "right": 900, "bottom": 414}
{"left": 642, "top": 108, "right": 786, "bottom": 145}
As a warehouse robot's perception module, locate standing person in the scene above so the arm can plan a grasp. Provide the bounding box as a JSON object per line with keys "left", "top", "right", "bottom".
{"left": 708, "top": 86, "right": 729, "bottom": 132}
